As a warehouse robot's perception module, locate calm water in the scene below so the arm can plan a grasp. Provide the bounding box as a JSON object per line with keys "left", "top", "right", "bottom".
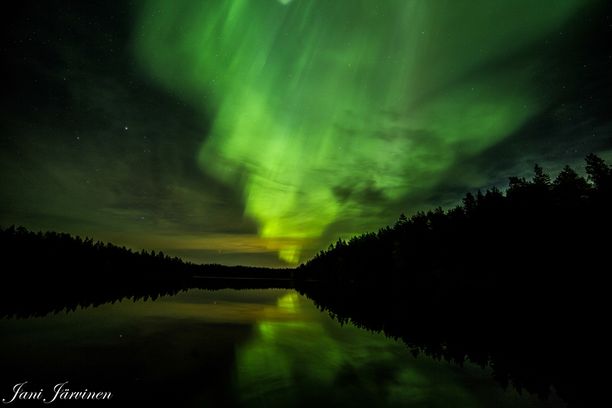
{"left": 0, "top": 289, "right": 565, "bottom": 407}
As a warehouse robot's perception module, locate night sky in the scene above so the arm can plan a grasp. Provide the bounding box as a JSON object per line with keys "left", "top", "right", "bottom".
{"left": 2, "top": 0, "right": 611, "bottom": 267}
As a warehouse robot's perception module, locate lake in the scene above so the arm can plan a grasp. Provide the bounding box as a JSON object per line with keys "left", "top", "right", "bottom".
{"left": 0, "top": 288, "right": 566, "bottom": 407}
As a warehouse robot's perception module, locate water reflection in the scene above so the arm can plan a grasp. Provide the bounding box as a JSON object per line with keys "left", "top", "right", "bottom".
{"left": 0, "top": 289, "right": 561, "bottom": 407}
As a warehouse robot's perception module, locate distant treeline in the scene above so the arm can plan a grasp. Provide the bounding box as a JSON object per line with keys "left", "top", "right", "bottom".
{"left": 0, "top": 226, "right": 291, "bottom": 317}
{"left": 0, "top": 226, "right": 291, "bottom": 279}
{"left": 196, "top": 264, "right": 293, "bottom": 279}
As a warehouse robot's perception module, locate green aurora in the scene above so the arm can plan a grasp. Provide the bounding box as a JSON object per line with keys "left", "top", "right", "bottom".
{"left": 134, "top": 0, "right": 592, "bottom": 263}
{"left": 2, "top": 0, "right": 610, "bottom": 266}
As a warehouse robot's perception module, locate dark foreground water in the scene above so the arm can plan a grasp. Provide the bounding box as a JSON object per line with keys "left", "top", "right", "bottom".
{"left": 0, "top": 289, "right": 565, "bottom": 407}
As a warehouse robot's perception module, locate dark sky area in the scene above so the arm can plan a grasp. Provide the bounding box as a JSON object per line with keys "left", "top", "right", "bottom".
{"left": 1, "top": 0, "right": 611, "bottom": 267}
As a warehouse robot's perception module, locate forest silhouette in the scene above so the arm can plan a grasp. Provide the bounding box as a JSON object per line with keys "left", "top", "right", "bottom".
{"left": 0, "top": 227, "right": 291, "bottom": 318}
{"left": 1, "top": 154, "right": 610, "bottom": 407}
{"left": 298, "top": 153, "right": 610, "bottom": 289}
{"left": 293, "top": 153, "right": 611, "bottom": 408}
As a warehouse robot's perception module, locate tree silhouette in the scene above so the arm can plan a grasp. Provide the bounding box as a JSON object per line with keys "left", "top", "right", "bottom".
{"left": 585, "top": 152, "right": 611, "bottom": 193}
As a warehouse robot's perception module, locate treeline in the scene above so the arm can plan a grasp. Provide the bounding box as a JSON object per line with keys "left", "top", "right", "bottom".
{"left": 0, "top": 226, "right": 196, "bottom": 280}
{"left": 297, "top": 153, "right": 611, "bottom": 300}
{"left": 195, "top": 264, "right": 293, "bottom": 279}
{"left": 0, "top": 227, "right": 291, "bottom": 317}
{"left": 0, "top": 227, "right": 193, "bottom": 317}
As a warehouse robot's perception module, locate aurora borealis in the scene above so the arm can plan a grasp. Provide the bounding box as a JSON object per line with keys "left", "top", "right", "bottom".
{"left": 2, "top": 0, "right": 611, "bottom": 266}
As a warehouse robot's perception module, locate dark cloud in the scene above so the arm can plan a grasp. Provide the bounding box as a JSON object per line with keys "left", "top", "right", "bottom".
{"left": 332, "top": 182, "right": 388, "bottom": 206}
